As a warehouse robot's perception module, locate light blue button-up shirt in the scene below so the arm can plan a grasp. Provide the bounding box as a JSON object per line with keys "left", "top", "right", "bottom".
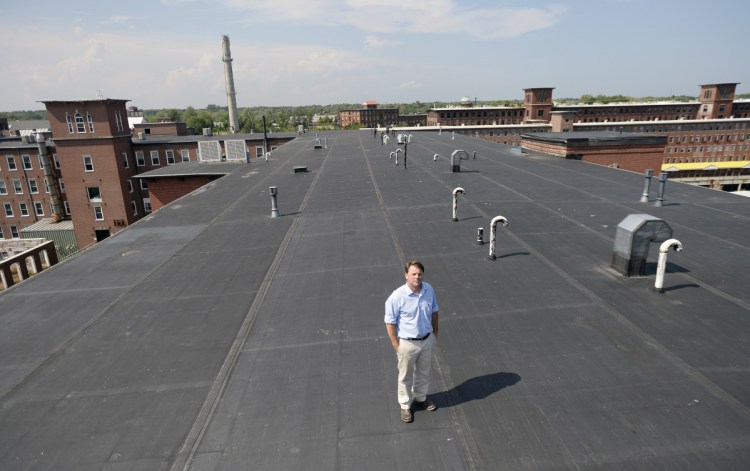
{"left": 384, "top": 281, "right": 439, "bottom": 339}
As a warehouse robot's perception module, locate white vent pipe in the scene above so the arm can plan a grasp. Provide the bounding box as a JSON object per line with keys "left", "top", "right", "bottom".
{"left": 394, "top": 148, "right": 402, "bottom": 166}
{"left": 452, "top": 187, "right": 465, "bottom": 221}
{"left": 488, "top": 216, "right": 509, "bottom": 260}
{"left": 654, "top": 238, "right": 682, "bottom": 292}
{"left": 433, "top": 153, "right": 439, "bottom": 161}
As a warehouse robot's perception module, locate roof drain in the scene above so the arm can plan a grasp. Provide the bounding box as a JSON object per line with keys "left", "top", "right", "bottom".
{"left": 654, "top": 239, "right": 683, "bottom": 293}
{"left": 452, "top": 187, "right": 465, "bottom": 221}
{"left": 488, "top": 216, "right": 509, "bottom": 260}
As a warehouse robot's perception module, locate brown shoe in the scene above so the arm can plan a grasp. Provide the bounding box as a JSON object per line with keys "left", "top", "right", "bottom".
{"left": 400, "top": 408, "right": 413, "bottom": 423}
{"left": 415, "top": 399, "right": 437, "bottom": 411}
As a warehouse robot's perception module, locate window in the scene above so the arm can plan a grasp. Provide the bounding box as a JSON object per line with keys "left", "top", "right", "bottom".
{"left": 255, "top": 146, "right": 264, "bottom": 158}
{"left": 93, "top": 206, "right": 104, "bottom": 221}
{"left": 59, "top": 179, "right": 66, "bottom": 193}
{"left": 135, "top": 151, "right": 145, "bottom": 166}
{"left": 75, "top": 112, "right": 85, "bottom": 133}
{"left": 19, "top": 203, "right": 29, "bottom": 217}
{"left": 28, "top": 179, "right": 39, "bottom": 194}
{"left": 0, "top": 181, "right": 6, "bottom": 194}
{"left": 12, "top": 179, "right": 23, "bottom": 194}
{"left": 131, "top": 200, "right": 138, "bottom": 216}
{"left": 34, "top": 201, "right": 44, "bottom": 216}
{"left": 64, "top": 201, "right": 71, "bottom": 215}
{"left": 87, "top": 187, "right": 102, "bottom": 202}
{"left": 115, "top": 111, "right": 123, "bottom": 131}
{"left": 53, "top": 154, "right": 60, "bottom": 169}
{"left": 122, "top": 152, "right": 129, "bottom": 168}
{"left": 140, "top": 179, "right": 148, "bottom": 190}
{"left": 83, "top": 155, "right": 94, "bottom": 172}
{"left": 6, "top": 156, "right": 17, "bottom": 170}
{"left": 166, "top": 150, "right": 175, "bottom": 165}
{"left": 181, "top": 149, "right": 190, "bottom": 162}
{"left": 22, "top": 154, "right": 32, "bottom": 170}
{"left": 87, "top": 113, "right": 95, "bottom": 132}
{"left": 4, "top": 203, "right": 13, "bottom": 217}
{"left": 66, "top": 113, "right": 74, "bottom": 133}
{"left": 150, "top": 150, "right": 160, "bottom": 165}
{"left": 143, "top": 198, "right": 152, "bottom": 213}
{"left": 10, "top": 226, "right": 19, "bottom": 238}
{"left": 0, "top": 227, "right": 3, "bottom": 239}
{"left": 128, "top": 180, "right": 133, "bottom": 193}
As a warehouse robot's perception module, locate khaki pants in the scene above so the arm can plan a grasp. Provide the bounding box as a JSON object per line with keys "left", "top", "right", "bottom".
{"left": 396, "top": 334, "right": 436, "bottom": 408}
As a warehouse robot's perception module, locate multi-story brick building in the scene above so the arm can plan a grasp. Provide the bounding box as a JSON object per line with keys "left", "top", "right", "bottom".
{"left": 1, "top": 98, "right": 294, "bottom": 253}
{"left": 420, "top": 83, "right": 749, "bottom": 191}
{"left": 337, "top": 101, "right": 399, "bottom": 128}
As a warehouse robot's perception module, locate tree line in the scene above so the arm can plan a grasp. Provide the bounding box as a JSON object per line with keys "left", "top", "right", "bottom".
{"left": 3, "top": 93, "right": 749, "bottom": 131}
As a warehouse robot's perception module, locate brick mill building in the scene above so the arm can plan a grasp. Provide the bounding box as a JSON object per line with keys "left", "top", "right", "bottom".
{"left": 0, "top": 98, "right": 293, "bottom": 256}
{"left": 337, "top": 101, "right": 399, "bottom": 128}
{"left": 419, "top": 83, "right": 750, "bottom": 190}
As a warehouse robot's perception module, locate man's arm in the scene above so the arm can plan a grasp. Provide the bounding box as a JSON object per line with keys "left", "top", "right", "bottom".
{"left": 385, "top": 323, "right": 400, "bottom": 352}
{"left": 431, "top": 312, "right": 439, "bottom": 338}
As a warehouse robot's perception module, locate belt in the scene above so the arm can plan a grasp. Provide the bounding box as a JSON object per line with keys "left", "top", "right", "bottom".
{"left": 400, "top": 333, "right": 430, "bottom": 341}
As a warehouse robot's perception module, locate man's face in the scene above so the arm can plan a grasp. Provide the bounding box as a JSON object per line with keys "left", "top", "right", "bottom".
{"left": 405, "top": 265, "right": 423, "bottom": 292}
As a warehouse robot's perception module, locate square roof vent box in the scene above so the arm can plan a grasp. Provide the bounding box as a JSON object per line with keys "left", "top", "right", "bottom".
{"left": 611, "top": 214, "right": 673, "bottom": 277}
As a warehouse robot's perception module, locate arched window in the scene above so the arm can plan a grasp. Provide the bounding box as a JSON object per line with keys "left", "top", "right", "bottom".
{"left": 75, "top": 112, "right": 85, "bottom": 133}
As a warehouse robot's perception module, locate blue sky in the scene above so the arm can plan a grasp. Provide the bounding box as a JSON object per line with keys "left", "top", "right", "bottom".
{"left": 2, "top": 0, "right": 749, "bottom": 110}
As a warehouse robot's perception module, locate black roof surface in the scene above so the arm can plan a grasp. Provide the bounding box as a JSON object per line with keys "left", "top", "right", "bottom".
{"left": 1, "top": 130, "right": 749, "bottom": 470}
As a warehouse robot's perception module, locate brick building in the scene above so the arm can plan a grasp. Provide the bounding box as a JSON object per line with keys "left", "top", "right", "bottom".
{"left": 1, "top": 98, "right": 294, "bottom": 252}
{"left": 337, "top": 101, "right": 399, "bottom": 128}
{"left": 418, "top": 83, "right": 749, "bottom": 190}
{"left": 522, "top": 132, "right": 667, "bottom": 175}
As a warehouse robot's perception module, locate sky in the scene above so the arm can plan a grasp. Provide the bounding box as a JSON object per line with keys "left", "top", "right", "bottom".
{"left": 2, "top": 0, "right": 749, "bottom": 111}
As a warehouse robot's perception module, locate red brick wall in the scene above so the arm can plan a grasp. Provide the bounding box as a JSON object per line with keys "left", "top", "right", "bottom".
{"left": 522, "top": 140, "right": 665, "bottom": 174}
{"left": 579, "top": 145, "right": 665, "bottom": 174}
{"left": 148, "top": 176, "right": 216, "bottom": 211}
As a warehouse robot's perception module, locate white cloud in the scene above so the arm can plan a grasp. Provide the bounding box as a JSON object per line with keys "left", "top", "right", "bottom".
{"left": 364, "top": 36, "right": 402, "bottom": 48}
{"left": 217, "top": 0, "right": 567, "bottom": 40}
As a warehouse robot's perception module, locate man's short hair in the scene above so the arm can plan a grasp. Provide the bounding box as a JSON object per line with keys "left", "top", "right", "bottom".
{"left": 404, "top": 260, "right": 424, "bottom": 273}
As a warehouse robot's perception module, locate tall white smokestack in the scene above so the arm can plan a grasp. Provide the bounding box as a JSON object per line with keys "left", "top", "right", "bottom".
{"left": 221, "top": 34, "right": 239, "bottom": 133}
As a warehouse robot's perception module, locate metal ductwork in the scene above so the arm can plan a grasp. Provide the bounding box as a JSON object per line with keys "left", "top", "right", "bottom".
{"left": 611, "top": 214, "right": 672, "bottom": 277}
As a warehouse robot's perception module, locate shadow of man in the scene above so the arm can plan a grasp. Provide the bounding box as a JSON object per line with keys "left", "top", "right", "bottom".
{"left": 434, "top": 372, "right": 521, "bottom": 408}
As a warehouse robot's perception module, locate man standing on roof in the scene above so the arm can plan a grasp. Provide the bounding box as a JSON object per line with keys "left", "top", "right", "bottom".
{"left": 385, "top": 260, "right": 439, "bottom": 423}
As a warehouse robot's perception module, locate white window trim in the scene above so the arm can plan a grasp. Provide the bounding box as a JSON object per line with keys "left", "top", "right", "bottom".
{"left": 83, "top": 155, "right": 94, "bottom": 172}
{"left": 135, "top": 151, "right": 145, "bottom": 167}
{"left": 75, "top": 112, "right": 85, "bottom": 133}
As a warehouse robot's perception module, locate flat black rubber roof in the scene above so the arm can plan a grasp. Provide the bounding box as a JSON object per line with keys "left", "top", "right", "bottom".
{"left": 1, "top": 130, "right": 749, "bottom": 470}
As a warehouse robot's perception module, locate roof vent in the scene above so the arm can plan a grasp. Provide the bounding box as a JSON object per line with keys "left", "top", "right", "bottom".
{"left": 611, "top": 214, "right": 673, "bottom": 277}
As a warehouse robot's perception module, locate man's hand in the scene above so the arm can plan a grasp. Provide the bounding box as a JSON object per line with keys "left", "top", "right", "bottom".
{"left": 385, "top": 323, "right": 399, "bottom": 352}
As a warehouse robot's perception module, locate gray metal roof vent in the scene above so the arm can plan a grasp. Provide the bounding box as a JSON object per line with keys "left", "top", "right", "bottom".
{"left": 611, "top": 214, "right": 673, "bottom": 277}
